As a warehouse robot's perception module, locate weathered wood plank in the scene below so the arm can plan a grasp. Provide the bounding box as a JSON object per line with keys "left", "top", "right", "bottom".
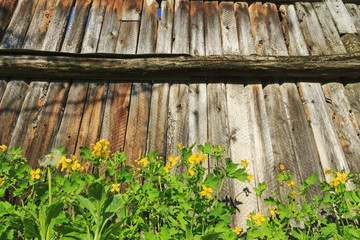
{"left": 137, "top": 0, "right": 158, "bottom": 54}
{"left": 61, "top": 0, "right": 92, "bottom": 53}
{"left": 115, "top": 22, "right": 140, "bottom": 54}
{"left": 0, "top": 79, "right": 7, "bottom": 101}
{"left": 325, "top": 0, "right": 357, "bottom": 34}
{"left": 22, "top": 0, "right": 57, "bottom": 50}
{"left": 0, "top": 0, "right": 18, "bottom": 42}
{"left": 190, "top": 1, "right": 205, "bottom": 56}
{"left": 279, "top": 5, "right": 309, "bottom": 56}
{"left": 345, "top": 3, "right": 360, "bottom": 31}
{"left": 264, "top": 3, "right": 288, "bottom": 56}
{"left": 97, "top": 0, "right": 123, "bottom": 53}
{"left": 121, "top": 0, "right": 142, "bottom": 21}
{"left": 344, "top": 82, "right": 360, "bottom": 129}
{"left": 0, "top": 80, "right": 28, "bottom": 145}
{"left": 234, "top": 2, "right": 256, "bottom": 55}
{"left": 81, "top": 0, "right": 106, "bottom": 53}
{"left": 0, "top": 0, "right": 39, "bottom": 49}
{"left": 249, "top": 3, "right": 271, "bottom": 55}
{"left": 204, "top": 1, "right": 222, "bottom": 55}
{"left": 312, "top": 2, "right": 347, "bottom": 54}
{"left": 156, "top": 0, "right": 174, "bottom": 53}
{"left": 172, "top": 0, "right": 190, "bottom": 54}
{"left": 295, "top": 2, "right": 331, "bottom": 55}
{"left": 322, "top": 83, "right": 360, "bottom": 173}
{"left": 219, "top": 2, "right": 239, "bottom": 54}
{"left": 298, "top": 82, "right": 350, "bottom": 173}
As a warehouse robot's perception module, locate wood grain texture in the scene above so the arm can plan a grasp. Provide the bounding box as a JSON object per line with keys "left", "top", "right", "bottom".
{"left": 156, "top": 0, "right": 174, "bottom": 53}
{"left": 234, "top": 2, "right": 256, "bottom": 55}
{"left": 115, "top": 22, "right": 140, "bottom": 54}
{"left": 295, "top": 2, "right": 331, "bottom": 55}
{"left": 219, "top": 2, "right": 239, "bottom": 55}
{"left": 22, "top": 0, "right": 57, "bottom": 50}
{"left": 279, "top": 5, "right": 309, "bottom": 56}
{"left": 249, "top": 2, "right": 271, "bottom": 55}
{"left": 0, "top": 79, "right": 7, "bottom": 101}
{"left": 0, "top": 0, "right": 39, "bottom": 49}
{"left": 61, "top": 0, "right": 92, "bottom": 53}
{"left": 190, "top": 1, "right": 205, "bottom": 56}
{"left": 172, "top": 0, "right": 190, "bottom": 54}
{"left": 0, "top": 0, "right": 18, "bottom": 41}
{"left": 137, "top": 0, "right": 158, "bottom": 54}
{"left": 204, "top": 1, "right": 222, "bottom": 55}
{"left": 0, "top": 80, "right": 28, "bottom": 145}
{"left": 121, "top": 0, "right": 142, "bottom": 21}
{"left": 325, "top": 0, "right": 357, "bottom": 34}
{"left": 312, "top": 2, "right": 347, "bottom": 55}
{"left": 344, "top": 82, "right": 360, "bottom": 129}
{"left": 345, "top": 3, "right": 360, "bottom": 32}
{"left": 322, "top": 83, "right": 360, "bottom": 173}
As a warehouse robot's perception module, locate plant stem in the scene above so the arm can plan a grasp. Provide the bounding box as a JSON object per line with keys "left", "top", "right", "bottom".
{"left": 46, "top": 167, "right": 52, "bottom": 240}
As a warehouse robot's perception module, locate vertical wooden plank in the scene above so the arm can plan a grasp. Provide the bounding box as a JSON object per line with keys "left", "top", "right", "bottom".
{"left": 190, "top": 1, "right": 205, "bottom": 56}
{"left": 325, "top": 0, "right": 357, "bottom": 34}
{"left": 156, "top": 0, "right": 174, "bottom": 53}
{"left": 204, "top": 1, "right": 222, "bottom": 55}
{"left": 0, "top": 0, "right": 39, "bottom": 49}
{"left": 0, "top": 0, "right": 18, "bottom": 41}
{"left": 0, "top": 80, "right": 28, "bottom": 145}
{"left": 22, "top": 0, "right": 57, "bottom": 50}
{"left": 172, "top": 0, "right": 190, "bottom": 54}
{"left": 344, "top": 83, "right": 360, "bottom": 129}
{"left": 42, "top": 0, "right": 75, "bottom": 51}
{"left": 295, "top": 2, "right": 331, "bottom": 55}
{"left": 0, "top": 79, "right": 7, "bottom": 101}
{"left": 234, "top": 2, "right": 256, "bottom": 55}
{"left": 249, "top": 3, "right": 271, "bottom": 55}
{"left": 115, "top": 22, "right": 140, "bottom": 54}
{"left": 61, "top": 0, "right": 92, "bottom": 53}
{"left": 137, "top": 0, "right": 158, "bottom": 54}
{"left": 312, "top": 2, "right": 347, "bottom": 54}
{"left": 121, "top": 0, "right": 142, "bottom": 21}
{"left": 279, "top": 5, "right": 309, "bottom": 56}
{"left": 345, "top": 4, "right": 360, "bottom": 32}
{"left": 219, "top": 2, "right": 239, "bottom": 54}
{"left": 322, "top": 83, "right": 360, "bottom": 173}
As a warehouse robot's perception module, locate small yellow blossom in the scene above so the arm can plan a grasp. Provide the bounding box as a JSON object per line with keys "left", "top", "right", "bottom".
{"left": 91, "top": 139, "right": 110, "bottom": 159}
{"left": 56, "top": 156, "right": 71, "bottom": 171}
{"left": 0, "top": 176, "right": 6, "bottom": 187}
{"left": 247, "top": 214, "right": 251, "bottom": 218}
{"left": 0, "top": 145, "right": 7, "bottom": 152}
{"left": 111, "top": 183, "right": 120, "bottom": 193}
{"left": 286, "top": 180, "right": 296, "bottom": 187}
{"left": 187, "top": 164, "right": 195, "bottom": 176}
{"left": 247, "top": 173, "right": 254, "bottom": 182}
{"left": 330, "top": 176, "right": 339, "bottom": 191}
{"left": 177, "top": 142, "right": 183, "bottom": 149}
{"left": 325, "top": 168, "right": 333, "bottom": 175}
{"left": 335, "top": 172, "right": 347, "bottom": 184}
{"left": 136, "top": 157, "right": 149, "bottom": 167}
{"left": 291, "top": 190, "right": 298, "bottom": 199}
{"left": 241, "top": 159, "right": 249, "bottom": 168}
{"left": 70, "top": 159, "right": 82, "bottom": 172}
{"left": 163, "top": 163, "right": 172, "bottom": 173}
{"left": 30, "top": 169, "right": 41, "bottom": 180}
{"left": 188, "top": 152, "right": 206, "bottom": 166}
{"left": 200, "top": 185, "right": 213, "bottom": 199}
{"left": 252, "top": 212, "right": 265, "bottom": 225}
{"left": 279, "top": 164, "right": 285, "bottom": 171}
{"left": 168, "top": 154, "right": 180, "bottom": 166}
{"left": 268, "top": 206, "right": 278, "bottom": 215}
{"left": 232, "top": 226, "right": 242, "bottom": 235}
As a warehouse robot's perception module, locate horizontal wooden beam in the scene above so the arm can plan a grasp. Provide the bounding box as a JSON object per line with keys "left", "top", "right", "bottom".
{"left": 0, "top": 50, "right": 359, "bottom": 80}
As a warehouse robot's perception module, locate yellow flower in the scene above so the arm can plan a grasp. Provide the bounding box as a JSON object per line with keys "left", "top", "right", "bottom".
{"left": 188, "top": 152, "right": 206, "bottom": 165}
{"left": 252, "top": 212, "right": 265, "bottom": 225}
{"left": 56, "top": 156, "right": 71, "bottom": 171}
{"left": 268, "top": 206, "right": 278, "bottom": 215}
{"left": 335, "top": 172, "right": 347, "bottom": 184}
{"left": 168, "top": 154, "right": 180, "bottom": 166}
{"left": 91, "top": 139, "right": 110, "bottom": 159}
{"left": 247, "top": 214, "right": 251, "bottom": 218}
{"left": 0, "top": 145, "right": 7, "bottom": 152}
{"left": 70, "top": 159, "right": 82, "bottom": 172}
{"left": 163, "top": 163, "right": 172, "bottom": 173}
{"left": 177, "top": 142, "right": 183, "bottom": 149}
{"left": 291, "top": 190, "right": 298, "bottom": 199}
{"left": 30, "top": 169, "right": 41, "bottom": 180}
{"left": 187, "top": 164, "right": 195, "bottom": 176}
{"left": 325, "top": 168, "right": 333, "bottom": 175}
{"left": 200, "top": 185, "right": 213, "bottom": 199}
{"left": 0, "top": 176, "right": 6, "bottom": 187}
{"left": 136, "top": 157, "right": 149, "bottom": 167}
{"left": 286, "top": 180, "right": 296, "bottom": 187}
{"left": 247, "top": 173, "right": 254, "bottom": 182}
{"left": 241, "top": 159, "right": 249, "bottom": 167}
{"left": 111, "top": 183, "right": 120, "bottom": 193}
{"left": 330, "top": 176, "right": 339, "bottom": 191}
{"left": 232, "top": 226, "right": 242, "bottom": 235}
{"left": 279, "top": 163, "right": 285, "bottom": 171}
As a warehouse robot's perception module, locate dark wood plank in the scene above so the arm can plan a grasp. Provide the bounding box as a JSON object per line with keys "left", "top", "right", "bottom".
{"left": 0, "top": 79, "right": 7, "bottom": 101}
{"left": 0, "top": 80, "right": 28, "bottom": 145}
{"left": 137, "top": 0, "right": 158, "bottom": 54}
{"left": 219, "top": 2, "right": 239, "bottom": 54}
{"left": 121, "top": 0, "right": 142, "bottom": 21}
{"left": 204, "top": 1, "right": 222, "bottom": 55}
{"left": 234, "top": 2, "right": 256, "bottom": 55}
{"left": 156, "top": 0, "right": 174, "bottom": 53}
{"left": 249, "top": 2, "right": 271, "bottom": 55}
{"left": 0, "top": 0, "right": 19, "bottom": 42}
{"left": 115, "top": 22, "right": 140, "bottom": 54}
{"left": 172, "top": 0, "right": 190, "bottom": 54}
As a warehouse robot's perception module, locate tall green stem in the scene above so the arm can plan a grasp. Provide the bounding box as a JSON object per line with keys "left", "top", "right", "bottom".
{"left": 46, "top": 167, "right": 52, "bottom": 240}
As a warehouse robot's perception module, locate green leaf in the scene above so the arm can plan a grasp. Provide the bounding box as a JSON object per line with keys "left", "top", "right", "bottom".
{"left": 277, "top": 204, "right": 291, "bottom": 219}
{"left": 264, "top": 197, "right": 277, "bottom": 206}
{"left": 46, "top": 201, "right": 64, "bottom": 228}
{"left": 225, "top": 158, "right": 238, "bottom": 175}
{"left": 305, "top": 172, "right": 318, "bottom": 185}
{"left": 77, "top": 195, "right": 96, "bottom": 218}
{"left": 80, "top": 147, "right": 92, "bottom": 160}
{"left": 254, "top": 182, "right": 267, "bottom": 197}
{"left": 88, "top": 182, "right": 104, "bottom": 201}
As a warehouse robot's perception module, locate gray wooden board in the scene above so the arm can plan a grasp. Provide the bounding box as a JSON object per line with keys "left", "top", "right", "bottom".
{"left": 322, "top": 83, "right": 360, "bottom": 173}
{"left": 204, "top": 1, "right": 222, "bottom": 55}
{"left": 344, "top": 82, "right": 360, "bottom": 129}
{"left": 226, "top": 81, "right": 257, "bottom": 228}
{"left": 22, "top": 0, "right": 57, "bottom": 50}
{"left": 0, "top": 0, "right": 39, "bottom": 49}
{"left": 312, "top": 2, "right": 347, "bottom": 54}
{"left": 219, "top": 2, "right": 240, "bottom": 55}
{"left": 81, "top": 0, "right": 106, "bottom": 53}
{"left": 249, "top": 3, "right": 271, "bottom": 55}
{"left": 9, "top": 81, "right": 49, "bottom": 150}
{"left": 156, "top": 0, "right": 174, "bottom": 53}
{"left": 137, "top": 0, "right": 158, "bottom": 54}
{"left": 264, "top": 3, "right": 288, "bottom": 56}
{"left": 41, "top": 0, "right": 75, "bottom": 51}
{"left": 0, "top": 79, "right": 7, "bottom": 101}
{"left": 61, "top": 0, "right": 92, "bottom": 53}
{"left": 279, "top": 5, "right": 309, "bottom": 56}
{"left": 121, "top": 0, "right": 142, "bottom": 21}
{"left": 115, "top": 21, "right": 140, "bottom": 54}
{"left": 345, "top": 3, "right": 360, "bottom": 32}
{"left": 325, "top": 0, "right": 357, "bottom": 34}
{"left": 190, "top": 1, "right": 205, "bottom": 56}
{"left": 0, "top": 80, "right": 28, "bottom": 145}
{"left": 172, "top": 0, "right": 190, "bottom": 54}
{"left": 295, "top": 2, "right": 332, "bottom": 55}
{"left": 298, "top": 82, "right": 350, "bottom": 173}
{"left": 234, "top": 2, "right": 256, "bottom": 55}
{"left": 0, "top": 0, "right": 18, "bottom": 41}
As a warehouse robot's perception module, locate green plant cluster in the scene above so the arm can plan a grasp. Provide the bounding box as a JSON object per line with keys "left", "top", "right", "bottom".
{"left": 0, "top": 142, "right": 359, "bottom": 240}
